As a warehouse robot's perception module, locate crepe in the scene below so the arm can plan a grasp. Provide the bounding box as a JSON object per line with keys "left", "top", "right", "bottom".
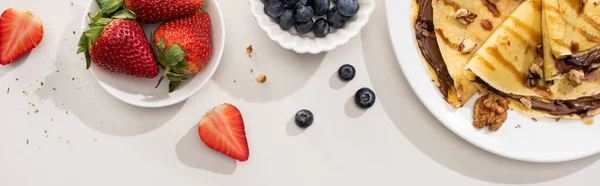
{"left": 413, "top": 0, "right": 524, "bottom": 107}
{"left": 543, "top": 0, "right": 600, "bottom": 81}
{"left": 467, "top": 0, "right": 600, "bottom": 118}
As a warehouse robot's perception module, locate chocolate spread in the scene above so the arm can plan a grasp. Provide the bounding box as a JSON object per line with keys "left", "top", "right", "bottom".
{"left": 415, "top": 0, "right": 454, "bottom": 98}
{"left": 477, "top": 79, "right": 600, "bottom": 116}
{"left": 556, "top": 46, "right": 600, "bottom": 74}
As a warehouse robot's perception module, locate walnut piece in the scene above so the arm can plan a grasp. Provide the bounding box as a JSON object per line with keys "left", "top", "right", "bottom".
{"left": 454, "top": 8, "right": 478, "bottom": 25}
{"left": 567, "top": 69, "right": 584, "bottom": 85}
{"left": 519, "top": 97, "right": 532, "bottom": 109}
{"left": 459, "top": 38, "right": 477, "bottom": 54}
{"left": 473, "top": 94, "right": 509, "bottom": 131}
{"left": 529, "top": 63, "right": 543, "bottom": 78}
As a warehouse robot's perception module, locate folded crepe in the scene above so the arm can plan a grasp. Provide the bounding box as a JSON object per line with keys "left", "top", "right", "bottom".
{"left": 466, "top": 0, "right": 600, "bottom": 118}
{"left": 413, "top": 0, "right": 523, "bottom": 107}
{"left": 543, "top": 0, "right": 600, "bottom": 81}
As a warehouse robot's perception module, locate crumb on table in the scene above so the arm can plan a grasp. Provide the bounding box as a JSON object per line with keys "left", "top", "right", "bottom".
{"left": 246, "top": 44, "right": 253, "bottom": 57}
{"left": 531, "top": 117, "right": 538, "bottom": 122}
{"left": 255, "top": 73, "right": 267, "bottom": 83}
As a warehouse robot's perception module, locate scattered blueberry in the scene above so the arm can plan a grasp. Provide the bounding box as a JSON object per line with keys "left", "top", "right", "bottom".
{"left": 309, "top": 0, "right": 330, "bottom": 16}
{"left": 313, "top": 18, "right": 330, "bottom": 38}
{"left": 337, "top": 0, "right": 359, "bottom": 17}
{"left": 354, "top": 87, "right": 376, "bottom": 109}
{"left": 338, "top": 64, "right": 355, "bottom": 81}
{"left": 279, "top": 9, "right": 296, "bottom": 30}
{"left": 295, "top": 109, "right": 314, "bottom": 128}
{"left": 295, "top": 18, "right": 314, "bottom": 34}
{"left": 265, "top": 0, "right": 285, "bottom": 18}
{"left": 327, "top": 6, "right": 350, "bottom": 28}
{"left": 294, "top": 6, "right": 314, "bottom": 23}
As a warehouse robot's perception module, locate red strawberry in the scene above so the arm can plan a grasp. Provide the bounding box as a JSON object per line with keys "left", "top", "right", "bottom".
{"left": 152, "top": 10, "right": 212, "bottom": 92}
{"left": 78, "top": 9, "right": 159, "bottom": 78}
{"left": 124, "top": 0, "right": 204, "bottom": 23}
{"left": 198, "top": 103, "right": 249, "bottom": 162}
{"left": 0, "top": 8, "right": 44, "bottom": 65}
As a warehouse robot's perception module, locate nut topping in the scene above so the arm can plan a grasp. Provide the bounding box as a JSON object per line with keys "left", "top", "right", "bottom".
{"left": 459, "top": 38, "right": 477, "bottom": 54}
{"left": 567, "top": 69, "right": 584, "bottom": 85}
{"left": 529, "top": 63, "right": 543, "bottom": 78}
{"left": 454, "top": 8, "right": 478, "bottom": 25}
{"left": 473, "top": 94, "right": 509, "bottom": 131}
{"left": 519, "top": 97, "right": 532, "bottom": 109}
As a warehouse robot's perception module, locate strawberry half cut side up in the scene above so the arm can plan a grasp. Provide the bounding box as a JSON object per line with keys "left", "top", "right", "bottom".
{"left": 77, "top": 0, "right": 159, "bottom": 78}
{"left": 198, "top": 103, "right": 250, "bottom": 162}
{"left": 153, "top": 10, "right": 213, "bottom": 92}
{"left": 0, "top": 8, "right": 44, "bottom": 65}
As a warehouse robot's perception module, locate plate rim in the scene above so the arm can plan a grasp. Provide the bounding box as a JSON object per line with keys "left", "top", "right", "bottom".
{"left": 80, "top": 0, "right": 226, "bottom": 108}
{"left": 385, "top": 0, "right": 600, "bottom": 163}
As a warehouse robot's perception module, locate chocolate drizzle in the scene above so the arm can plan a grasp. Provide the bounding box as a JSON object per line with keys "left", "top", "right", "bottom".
{"left": 414, "top": 0, "right": 454, "bottom": 98}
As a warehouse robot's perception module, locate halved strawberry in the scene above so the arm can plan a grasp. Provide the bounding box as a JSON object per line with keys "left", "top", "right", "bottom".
{"left": 0, "top": 8, "right": 44, "bottom": 65}
{"left": 198, "top": 103, "right": 249, "bottom": 162}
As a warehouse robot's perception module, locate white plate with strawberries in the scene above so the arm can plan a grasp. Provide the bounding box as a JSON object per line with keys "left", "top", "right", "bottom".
{"left": 79, "top": 0, "right": 225, "bottom": 108}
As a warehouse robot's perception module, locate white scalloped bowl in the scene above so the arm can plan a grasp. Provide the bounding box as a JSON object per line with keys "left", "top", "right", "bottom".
{"left": 249, "top": 0, "right": 375, "bottom": 54}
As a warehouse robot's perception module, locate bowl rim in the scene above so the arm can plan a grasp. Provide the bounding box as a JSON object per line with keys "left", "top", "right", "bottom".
{"left": 80, "top": 0, "right": 226, "bottom": 108}
{"left": 248, "top": 0, "right": 376, "bottom": 54}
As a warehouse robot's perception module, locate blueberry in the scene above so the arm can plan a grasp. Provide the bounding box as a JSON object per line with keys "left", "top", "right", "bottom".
{"left": 295, "top": 109, "right": 314, "bottom": 128}
{"left": 338, "top": 64, "right": 355, "bottom": 81}
{"left": 354, "top": 87, "right": 376, "bottom": 109}
{"left": 327, "top": 6, "right": 350, "bottom": 28}
{"left": 294, "top": 6, "right": 313, "bottom": 23}
{"left": 295, "top": 0, "right": 308, "bottom": 7}
{"left": 313, "top": 18, "right": 330, "bottom": 38}
{"left": 279, "top": 9, "right": 296, "bottom": 30}
{"left": 337, "top": 0, "right": 359, "bottom": 17}
{"left": 295, "top": 18, "right": 314, "bottom": 34}
{"left": 309, "top": 0, "right": 330, "bottom": 16}
{"left": 265, "top": 0, "right": 285, "bottom": 18}
{"left": 282, "top": 0, "right": 300, "bottom": 7}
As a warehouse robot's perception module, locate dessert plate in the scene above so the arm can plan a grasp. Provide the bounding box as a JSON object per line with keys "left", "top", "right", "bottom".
{"left": 386, "top": 0, "right": 600, "bottom": 163}
{"left": 80, "top": 0, "right": 225, "bottom": 108}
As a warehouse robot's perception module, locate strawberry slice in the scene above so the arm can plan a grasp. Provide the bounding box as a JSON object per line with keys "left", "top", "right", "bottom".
{"left": 198, "top": 103, "right": 250, "bottom": 162}
{"left": 0, "top": 8, "right": 44, "bottom": 65}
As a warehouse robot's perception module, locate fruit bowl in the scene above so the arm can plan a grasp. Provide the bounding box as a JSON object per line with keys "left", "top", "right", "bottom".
{"left": 80, "top": 0, "right": 225, "bottom": 108}
{"left": 249, "top": 0, "right": 375, "bottom": 54}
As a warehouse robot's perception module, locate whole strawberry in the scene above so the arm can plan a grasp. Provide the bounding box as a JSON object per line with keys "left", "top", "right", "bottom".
{"left": 78, "top": 2, "right": 159, "bottom": 78}
{"left": 152, "top": 10, "right": 212, "bottom": 92}
{"left": 125, "top": 0, "right": 204, "bottom": 23}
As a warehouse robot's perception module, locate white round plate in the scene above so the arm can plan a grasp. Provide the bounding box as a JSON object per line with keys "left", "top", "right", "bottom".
{"left": 249, "top": 0, "right": 374, "bottom": 54}
{"left": 386, "top": 0, "right": 600, "bottom": 163}
{"left": 80, "top": 0, "right": 225, "bottom": 108}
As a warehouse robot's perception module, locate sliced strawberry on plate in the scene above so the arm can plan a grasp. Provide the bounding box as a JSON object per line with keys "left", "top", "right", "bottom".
{"left": 0, "top": 8, "right": 44, "bottom": 65}
{"left": 198, "top": 103, "right": 249, "bottom": 162}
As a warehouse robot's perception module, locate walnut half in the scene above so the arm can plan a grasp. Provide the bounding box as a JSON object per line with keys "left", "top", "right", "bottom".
{"left": 454, "top": 8, "right": 478, "bottom": 25}
{"left": 473, "top": 94, "right": 509, "bottom": 131}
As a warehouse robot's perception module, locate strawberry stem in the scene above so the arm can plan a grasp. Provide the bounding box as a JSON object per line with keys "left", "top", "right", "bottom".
{"left": 155, "top": 66, "right": 171, "bottom": 88}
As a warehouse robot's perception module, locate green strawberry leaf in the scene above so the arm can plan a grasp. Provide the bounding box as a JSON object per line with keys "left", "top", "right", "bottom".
{"left": 84, "top": 26, "right": 104, "bottom": 41}
{"left": 77, "top": 34, "right": 89, "bottom": 54}
{"left": 166, "top": 72, "right": 189, "bottom": 82}
{"left": 163, "top": 44, "right": 187, "bottom": 66}
{"left": 100, "top": 0, "right": 123, "bottom": 14}
{"left": 112, "top": 9, "right": 137, "bottom": 19}
{"left": 90, "top": 18, "right": 112, "bottom": 27}
{"left": 88, "top": 11, "right": 104, "bottom": 22}
{"left": 85, "top": 51, "right": 92, "bottom": 70}
{"left": 169, "top": 81, "right": 182, "bottom": 93}
{"left": 95, "top": 0, "right": 111, "bottom": 8}
{"left": 157, "top": 37, "right": 166, "bottom": 53}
